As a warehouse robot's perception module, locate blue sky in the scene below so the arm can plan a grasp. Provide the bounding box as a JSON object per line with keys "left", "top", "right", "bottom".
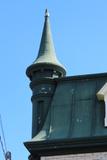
{"left": 0, "top": 0, "right": 107, "bottom": 159}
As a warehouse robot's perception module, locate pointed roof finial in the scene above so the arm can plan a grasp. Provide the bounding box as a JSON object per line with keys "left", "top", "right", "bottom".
{"left": 45, "top": 9, "right": 49, "bottom": 17}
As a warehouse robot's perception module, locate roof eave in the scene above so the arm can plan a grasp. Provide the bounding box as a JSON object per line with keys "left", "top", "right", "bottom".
{"left": 24, "top": 136, "right": 107, "bottom": 157}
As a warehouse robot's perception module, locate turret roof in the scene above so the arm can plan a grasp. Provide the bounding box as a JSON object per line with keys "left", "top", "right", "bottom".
{"left": 33, "top": 9, "right": 66, "bottom": 72}
{"left": 26, "top": 9, "right": 66, "bottom": 78}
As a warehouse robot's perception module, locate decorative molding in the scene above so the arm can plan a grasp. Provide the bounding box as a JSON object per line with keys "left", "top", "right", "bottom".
{"left": 24, "top": 136, "right": 107, "bottom": 157}
{"left": 97, "top": 83, "right": 107, "bottom": 126}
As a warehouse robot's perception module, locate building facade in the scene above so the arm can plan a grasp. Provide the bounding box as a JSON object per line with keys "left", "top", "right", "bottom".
{"left": 42, "top": 152, "right": 107, "bottom": 160}
{"left": 24, "top": 10, "right": 107, "bottom": 160}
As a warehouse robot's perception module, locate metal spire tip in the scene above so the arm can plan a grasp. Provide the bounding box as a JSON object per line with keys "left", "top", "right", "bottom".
{"left": 45, "top": 9, "right": 49, "bottom": 17}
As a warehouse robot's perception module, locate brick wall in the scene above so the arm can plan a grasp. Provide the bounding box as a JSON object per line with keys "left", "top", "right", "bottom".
{"left": 42, "top": 152, "right": 107, "bottom": 160}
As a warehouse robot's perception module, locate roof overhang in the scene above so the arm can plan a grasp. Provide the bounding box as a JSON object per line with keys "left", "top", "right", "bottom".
{"left": 24, "top": 136, "right": 107, "bottom": 157}
{"left": 26, "top": 63, "right": 66, "bottom": 79}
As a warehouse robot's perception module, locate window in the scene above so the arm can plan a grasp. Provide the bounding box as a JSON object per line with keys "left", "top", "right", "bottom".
{"left": 37, "top": 101, "right": 44, "bottom": 131}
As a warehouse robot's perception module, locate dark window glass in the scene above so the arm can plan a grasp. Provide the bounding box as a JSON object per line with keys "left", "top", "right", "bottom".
{"left": 37, "top": 101, "right": 44, "bottom": 131}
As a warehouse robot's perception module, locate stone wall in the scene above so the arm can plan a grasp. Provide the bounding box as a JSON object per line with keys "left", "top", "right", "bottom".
{"left": 42, "top": 152, "right": 107, "bottom": 160}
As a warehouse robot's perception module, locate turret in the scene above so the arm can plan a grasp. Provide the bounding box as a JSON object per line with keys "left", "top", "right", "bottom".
{"left": 26, "top": 9, "right": 66, "bottom": 138}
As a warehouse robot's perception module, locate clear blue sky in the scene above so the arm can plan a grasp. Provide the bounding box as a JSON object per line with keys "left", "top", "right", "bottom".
{"left": 0, "top": 0, "right": 107, "bottom": 159}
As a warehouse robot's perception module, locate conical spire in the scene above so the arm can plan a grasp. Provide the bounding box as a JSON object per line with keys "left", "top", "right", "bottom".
{"left": 34, "top": 9, "right": 56, "bottom": 64}
{"left": 26, "top": 9, "right": 66, "bottom": 78}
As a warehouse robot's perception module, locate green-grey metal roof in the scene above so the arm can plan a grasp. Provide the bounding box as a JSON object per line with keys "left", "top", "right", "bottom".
{"left": 26, "top": 9, "right": 66, "bottom": 78}
{"left": 30, "top": 73, "right": 107, "bottom": 142}
{"left": 33, "top": 10, "right": 66, "bottom": 72}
